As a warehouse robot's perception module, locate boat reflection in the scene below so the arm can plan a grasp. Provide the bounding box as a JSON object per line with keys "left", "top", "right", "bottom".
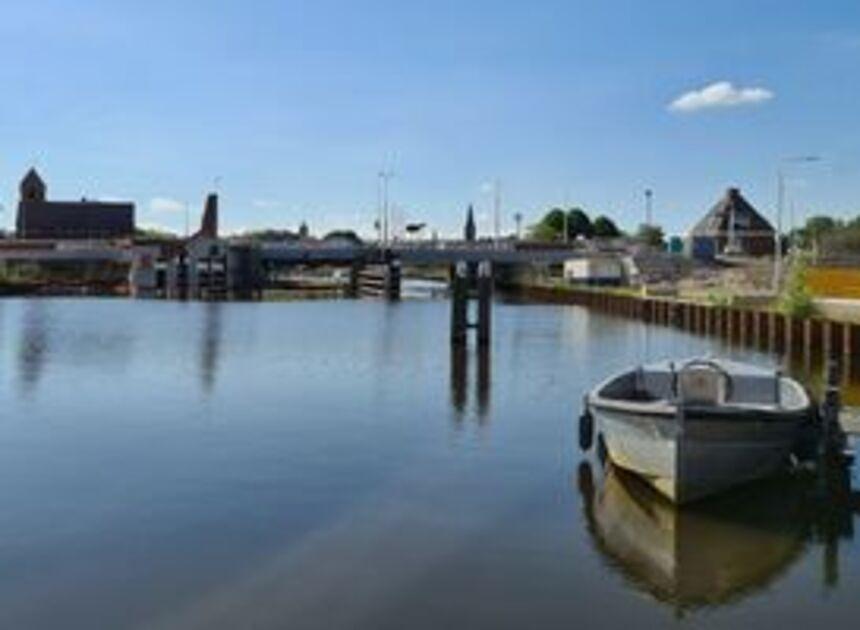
{"left": 577, "top": 458, "right": 860, "bottom": 613}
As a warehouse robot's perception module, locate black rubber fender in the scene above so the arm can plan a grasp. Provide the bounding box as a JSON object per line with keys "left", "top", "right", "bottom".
{"left": 579, "top": 407, "right": 594, "bottom": 451}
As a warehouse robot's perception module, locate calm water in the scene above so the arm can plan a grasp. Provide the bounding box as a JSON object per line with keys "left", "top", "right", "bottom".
{"left": 0, "top": 297, "right": 857, "bottom": 629}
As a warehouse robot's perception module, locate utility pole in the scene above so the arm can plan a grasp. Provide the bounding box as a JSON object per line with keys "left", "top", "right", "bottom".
{"left": 774, "top": 156, "right": 820, "bottom": 293}
{"left": 378, "top": 170, "right": 394, "bottom": 249}
{"left": 563, "top": 189, "right": 570, "bottom": 244}
{"left": 493, "top": 179, "right": 501, "bottom": 244}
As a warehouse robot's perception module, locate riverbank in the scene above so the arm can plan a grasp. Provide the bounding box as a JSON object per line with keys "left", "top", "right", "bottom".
{"left": 502, "top": 280, "right": 860, "bottom": 380}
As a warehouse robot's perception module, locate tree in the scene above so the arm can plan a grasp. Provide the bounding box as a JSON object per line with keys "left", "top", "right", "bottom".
{"left": 323, "top": 230, "right": 362, "bottom": 245}
{"left": 636, "top": 223, "right": 665, "bottom": 249}
{"left": 592, "top": 215, "right": 621, "bottom": 238}
{"left": 544, "top": 208, "right": 567, "bottom": 234}
{"left": 528, "top": 208, "right": 566, "bottom": 241}
{"left": 567, "top": 208, "right": 593, "bottom": 239}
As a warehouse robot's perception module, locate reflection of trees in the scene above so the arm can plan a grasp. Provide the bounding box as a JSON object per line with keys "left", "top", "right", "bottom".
{"left": 576, "top": 459, "right": 860, "bottom": 614}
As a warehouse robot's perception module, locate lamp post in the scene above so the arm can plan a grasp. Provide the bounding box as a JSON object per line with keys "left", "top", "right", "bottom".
{"left": 378, "top": 170, "right": 394, "bottom": 249}
{"left": 644, "top": 189, "right": 653, "bottom": 226}
{"left": 493, "top": 179, "right": 501, "bottom": 245}
{"left": 774, "top": 156, "right": 820, "bottom": 293}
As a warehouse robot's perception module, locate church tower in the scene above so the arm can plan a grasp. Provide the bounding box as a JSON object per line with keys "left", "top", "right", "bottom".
{"left": 464, "top": 205, "right": 476, "bottom": 242}
{"left": 20, "top": 168, "right": 47, "bottom": 202}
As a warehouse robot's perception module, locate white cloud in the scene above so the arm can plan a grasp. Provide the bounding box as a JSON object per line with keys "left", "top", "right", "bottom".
{"left": 150, "top": 197, "right": 185, "bottom": 213}
{"left": 138, "top": 221, "right": 179, "bottom": 235}
{"left": 668, "top": 81, "right": 774, "bottom": 113}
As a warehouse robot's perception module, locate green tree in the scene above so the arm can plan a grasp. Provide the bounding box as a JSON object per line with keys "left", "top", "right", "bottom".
{"left": 323, "top": 230, "right": 363, "bottom": 245}
{"left": 567, "top": 208, "right": 593, "bottom": 239}
{"left": 802, "top": 215, "right": 839, "bottom": 250}
{"left": 528, "top": 208, "right": 566, "bottom": 241}
{"left": 636, "top": 223, "right": 665, "bottom": 249}
{"left": 592, "top": 215, "right": 621, "bottom": 238}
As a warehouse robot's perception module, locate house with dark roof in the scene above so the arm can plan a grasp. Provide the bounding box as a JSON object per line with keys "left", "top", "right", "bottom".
{"left": 15, "top": 168, "right": 135, "bottom": 240}
{"left": 686, "top": 187, "right": 775, "bottom": 260}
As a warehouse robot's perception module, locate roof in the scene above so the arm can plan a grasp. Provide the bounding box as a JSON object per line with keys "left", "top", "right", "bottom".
{"left": 17, "top": 200, "right": 134, "bottom": 238}
{"left": 690, "top": 188, "right": 774, "bottom": 237}
{"left": 21, "top": 167, "right": 45, "bottom": 187}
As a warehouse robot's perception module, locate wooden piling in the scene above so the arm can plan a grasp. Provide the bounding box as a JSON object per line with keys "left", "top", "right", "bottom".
{"left": 450, "top": 263, "right": 468, "bottom": 346}
{"left": 821, "top": 359, "right": 847, "bottom": 457}
{"left": 726, "top": 308, "right": 735, "bottom": 345}
{"left": 477, "top": 261, "right": 492, "bottom": 348}
{"left": 803, "top": 318, "right": 813, "bottom": 372}
{"left": 768, "top": 311, "right": 777, "bottom": 353}
{"left": 784, "top": 315, "right": 794, "bottom": 359}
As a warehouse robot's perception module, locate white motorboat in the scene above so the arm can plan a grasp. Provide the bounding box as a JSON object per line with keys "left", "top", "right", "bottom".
{"left": 582, "top": 357, "right": 814, "bottom": 504}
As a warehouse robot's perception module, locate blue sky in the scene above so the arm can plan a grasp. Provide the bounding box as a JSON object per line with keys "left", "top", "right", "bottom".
{"left": 1, "top": 1, "right": 859, "bottom": 237}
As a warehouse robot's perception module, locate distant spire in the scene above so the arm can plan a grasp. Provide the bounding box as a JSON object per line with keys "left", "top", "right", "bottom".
{"left": 464, "top": 204, "right": 476, "bottom": 242}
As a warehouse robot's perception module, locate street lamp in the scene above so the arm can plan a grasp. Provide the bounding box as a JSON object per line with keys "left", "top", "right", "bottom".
{"left": 774, "top": 156, "right": 821, "bottom": 292}
{"left": 514, "top": 212, "right": 523, "bottom": 240}
{"left": 644, "top": 189, "right": 654, "bottom": 226}
{"left": 378, "top": 170, "right": 394, "bottom": 249}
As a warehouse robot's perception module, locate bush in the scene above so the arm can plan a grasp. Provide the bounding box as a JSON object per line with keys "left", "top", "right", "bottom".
{"left": 778, "top": 254, "right": 816, "bottom": 318}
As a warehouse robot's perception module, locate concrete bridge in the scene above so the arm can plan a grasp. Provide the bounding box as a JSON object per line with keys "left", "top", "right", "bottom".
{"left": 0, "top": 238, "right": 592, "bottom": 300}
{"left": 0, "top": 239, "right": 586, "bottom": 266}
{"left": 258, "top": 240, "right": 585, "bottom": 266}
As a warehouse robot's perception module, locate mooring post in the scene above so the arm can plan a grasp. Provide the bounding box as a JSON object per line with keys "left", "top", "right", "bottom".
{"left": 477, "top": 261, "right": 492, "bottom": 348}
{"left": 451, "top": 262, "right": 468, "bottom": 346}
{"left": 821, "top": 358, "right": 847, "bottom": 458}
{"left": 348, "top": 261, "right": 362, "bottom": 298}
{"left": 386, "top": 258, "right": 402, "bottom": 301}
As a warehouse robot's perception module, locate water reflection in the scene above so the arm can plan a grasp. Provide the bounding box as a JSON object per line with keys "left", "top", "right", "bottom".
{"left": 199, "top": 303, "right": 223, "bottom": 393}
{"left": 450, "top": 345, "right": 491, "bottom": 424}
{"left": 16, "top": 301, "right": 49, "bottom": 395}
{"left": 577, "top": 459, "right": 860, "bottom": 614}
{"left": 12, "top": 300, "right": 136, "bottom": 397}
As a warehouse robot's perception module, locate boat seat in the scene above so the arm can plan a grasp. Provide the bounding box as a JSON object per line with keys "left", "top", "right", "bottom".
{"left": 637, "top": 370, "right": 676, "bottom": 401}
{"left": 726, "top": 375, "right": 780, "bottom": 405}
{"left": 678, "top": 368, "right": 726, "bottom": 406}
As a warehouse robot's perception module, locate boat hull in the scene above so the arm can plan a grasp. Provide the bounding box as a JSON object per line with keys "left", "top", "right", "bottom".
{"left": 591, "top": 405, "right": 806, "bottom": 503}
